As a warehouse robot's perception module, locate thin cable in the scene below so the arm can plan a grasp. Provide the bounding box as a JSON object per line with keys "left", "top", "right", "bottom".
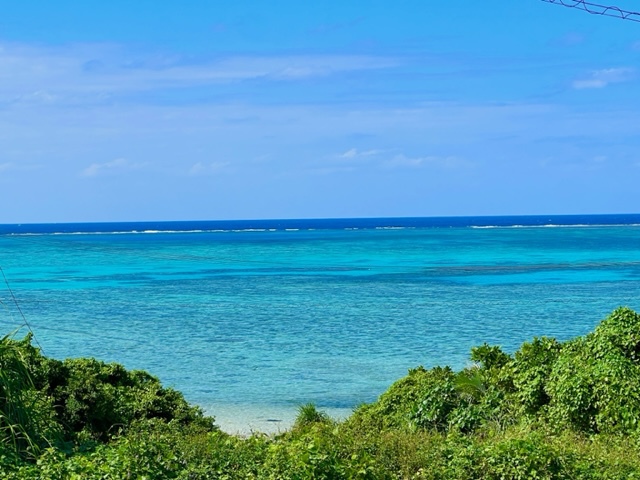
{"left": 0, "top": 265, "right": 44, "bottom": 353}
{"left": 541, "top": 0, "right": 640, "bottom": 22}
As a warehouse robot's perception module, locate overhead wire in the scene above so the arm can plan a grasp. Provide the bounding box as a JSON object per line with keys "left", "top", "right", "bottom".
{"left": 540, "top": 0, "right": 640, "bottom": 22}
{"left": 0, "top": 265, "right": 44, "bottom": 352}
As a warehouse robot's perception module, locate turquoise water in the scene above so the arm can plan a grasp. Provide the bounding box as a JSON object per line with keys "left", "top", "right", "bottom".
{"left": 1, "top": 216, "right": 640, "bottom": 432}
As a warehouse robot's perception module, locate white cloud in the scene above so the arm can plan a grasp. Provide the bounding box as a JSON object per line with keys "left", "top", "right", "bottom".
{"left": 332, "top": 150, "right": 472, "bottom": 171}
{"left": 0, "top": 161, "right": 42, "bottom": 174}
{"left": 188, "top": 161, "right": 230, "bottom": 176}
{"left": 572, "top": 68, "right": 635, "bottom": 89}
{"left": 0, "top": 42, "right": 398, "bottom": 105}
{"left": 81, "top": 158, "right": 144, "bottom": 177}
{"left": 307, "top": 166, "right": 356, "bottom": 175}
{"left": 383, "top": 154, "right": 471, "bottom": 169}
{"left": 14, "top": 90, "right": 58, "bottom": 104}
{"left": 339, "top": 148, "right": 381, "bottom": 159}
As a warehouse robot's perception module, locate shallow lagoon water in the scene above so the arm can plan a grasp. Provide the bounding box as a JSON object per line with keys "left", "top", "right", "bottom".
{"left": 1, "top": 215, "right": 639, "bottom": 433}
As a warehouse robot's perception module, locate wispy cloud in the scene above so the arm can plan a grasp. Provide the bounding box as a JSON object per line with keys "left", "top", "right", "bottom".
{"left": 329, "top": 149, "right": 472, "bottom": 171}
{"left": 188, "top": 161, "right": 230, "bottom": 176}
{"left": 0, "top": 161, "right": 42, "bottom": 174}
{"left": 0, "top": 42, "right": 398, "bottom": 105}
{"left": 572, "top": 67, "right": 635, "bottom": 89}
{"left": 81, "top": 158, "right": 144, "bottom": 177}
{"left": 339, "top": 148, "right": 381, "bottom": 159}
{"left": 307, "top": 166, "right": 356, "bottom": 176}
{"left": 383, "top": 154, "right": 471, "bottom": 169}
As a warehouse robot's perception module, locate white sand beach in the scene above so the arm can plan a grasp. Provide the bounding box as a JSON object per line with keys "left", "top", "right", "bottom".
{"left": 205, "top": 405, "right": 353, "bottom": 436}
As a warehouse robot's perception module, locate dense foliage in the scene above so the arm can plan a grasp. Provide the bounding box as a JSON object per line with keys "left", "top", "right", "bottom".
{"left": 2, "top": 307, "right": 640, "bottom": 478}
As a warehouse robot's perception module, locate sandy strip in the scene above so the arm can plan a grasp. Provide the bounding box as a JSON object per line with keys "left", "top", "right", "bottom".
{"left": 203, "top": 404, "right": 353, "bottom": 436}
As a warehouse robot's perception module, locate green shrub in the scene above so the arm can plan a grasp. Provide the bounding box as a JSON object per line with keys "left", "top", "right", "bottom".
{"left": 6, "top": 308, "right": 640, "bottom": 478}
{"left": 547, "top": 307, "right": 640, "bottom": 433}
{"left": 352, "top": 366, "right": 459, "bottom": 431}
{"left": 40, "top": 356, "right": 215, "bottom": 442}
{"left": 294, "top": 403, "right": 331, "bottom": 429}
{"left": 510, "top": 336, "right": 562, "bottom": 415}
{"left": 474, "top": 432, "right": 567, "bottom": 480}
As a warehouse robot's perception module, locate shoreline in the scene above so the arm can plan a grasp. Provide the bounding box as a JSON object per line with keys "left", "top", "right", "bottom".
{"left": 204, "top": 404, "right": 353, "bottom": 436}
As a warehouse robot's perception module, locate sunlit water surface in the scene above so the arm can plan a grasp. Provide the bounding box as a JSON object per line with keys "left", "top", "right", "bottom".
{"left": 1, "top": 215, "right": 639, "bottom": 433}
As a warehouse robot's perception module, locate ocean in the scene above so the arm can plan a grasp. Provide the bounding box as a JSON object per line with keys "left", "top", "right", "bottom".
{"left": 1, "top": 214, "right": 640, "bottom": 433}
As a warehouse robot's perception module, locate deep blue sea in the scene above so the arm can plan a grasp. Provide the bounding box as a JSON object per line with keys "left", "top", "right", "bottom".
{"left": 1, "top": 214, "right": 640, "bottom": 432}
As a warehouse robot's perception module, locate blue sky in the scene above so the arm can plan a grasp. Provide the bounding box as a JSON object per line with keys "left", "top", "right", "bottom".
{"left": 1, "top": 1, "right": 639, "bottom": 222}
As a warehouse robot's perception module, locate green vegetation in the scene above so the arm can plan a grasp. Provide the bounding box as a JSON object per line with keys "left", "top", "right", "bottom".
{"left": 3, "top": 308, "right": 640, "bottom": 478}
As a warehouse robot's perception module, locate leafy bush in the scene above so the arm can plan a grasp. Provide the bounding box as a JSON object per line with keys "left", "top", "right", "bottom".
{"left": 5, "top": 307, "right": 640, "bottom": 478}
{"left": 352, "top": 366, "right": 458, "bottom": 431}
{"left": 510, "top": 336, "right": 561, "bottom": 415}
{"left": 0, "top": 333, "right": 215, "bottom": 459}
{"left": 547, "top": 307, "right": 640, "bottom": 433}
{"left": 43, "top": 357, "right": 214, "bottom": 441}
